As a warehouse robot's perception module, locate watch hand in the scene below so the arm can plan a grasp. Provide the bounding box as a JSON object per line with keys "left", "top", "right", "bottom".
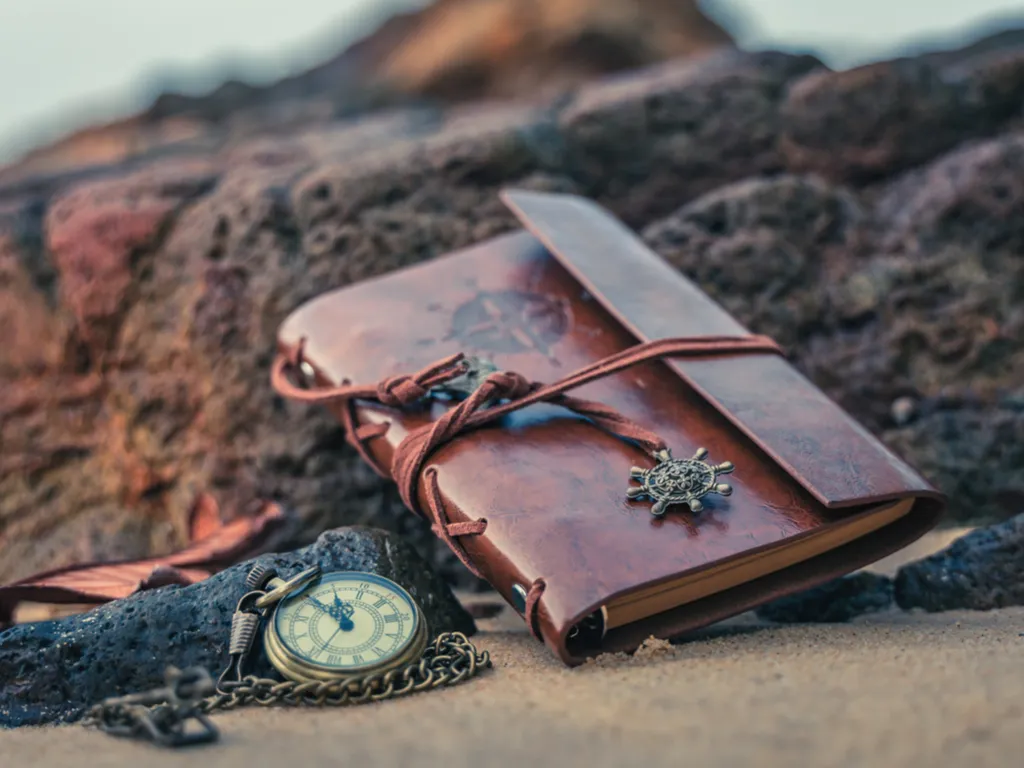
{"left": 323, "top": 625, "right": 343, "bottom": 649}
{"left": 333, "top": 596, "right": 355, "bottom": 618}
{"left": 333, "top": 594, "right": 356, "bottom": 631}
{"left": 309, "top": 595, "right": 350, "bottom": 633}
{"left": 309, "top": 596, "right": 334, "bottom": 615}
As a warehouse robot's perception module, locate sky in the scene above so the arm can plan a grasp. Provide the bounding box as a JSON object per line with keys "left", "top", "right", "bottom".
{"left": 0, "top": 0, "right": 1021, "bottom": 162}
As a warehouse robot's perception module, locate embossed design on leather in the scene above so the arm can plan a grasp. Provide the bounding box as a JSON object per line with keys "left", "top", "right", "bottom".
{"left": 445, "top": 289, "right": 571, "bottom": 360}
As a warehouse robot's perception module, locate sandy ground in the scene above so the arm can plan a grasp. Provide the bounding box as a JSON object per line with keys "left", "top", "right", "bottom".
{"left": 3, "top": 528, "right": 1022, "bottom": 768}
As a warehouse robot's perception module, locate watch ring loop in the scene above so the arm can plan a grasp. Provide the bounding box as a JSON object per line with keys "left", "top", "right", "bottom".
{"left": 254, "top": 566, "right": 322, "bottom": 610}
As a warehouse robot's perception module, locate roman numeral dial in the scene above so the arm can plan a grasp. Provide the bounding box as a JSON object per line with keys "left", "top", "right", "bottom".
{"left": 271, "top": 571, "right": 423, "bottom": 678}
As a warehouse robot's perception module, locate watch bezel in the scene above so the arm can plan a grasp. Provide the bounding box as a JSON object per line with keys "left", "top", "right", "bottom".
{"left": 264, "top": 571, "right": 429, "bottom": 683}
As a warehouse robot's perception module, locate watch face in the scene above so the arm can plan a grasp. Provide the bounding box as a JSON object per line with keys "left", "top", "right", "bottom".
{"left": 273, "top": 572, "right": 420, "bottom": 674}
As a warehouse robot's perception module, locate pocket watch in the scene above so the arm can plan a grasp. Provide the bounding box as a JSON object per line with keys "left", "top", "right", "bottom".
{"left": 83, "top": 564, "right": 490, "bottom": 748}
{"left": 261, "top": 570, "right": 429, "bottom": 683}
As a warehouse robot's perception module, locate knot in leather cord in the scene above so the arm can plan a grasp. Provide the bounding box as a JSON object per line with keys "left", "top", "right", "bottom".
{"left": 388, "top": 369, "right": 536, "bottom": 509}
{"left": 478, "top": 370, "right": 533, "bottom": 401}
{"left": 376, "top": 375, "right": 430, "bottom": 408}
{"left": 270, "top": 346, "right": 468, "bottom": 407}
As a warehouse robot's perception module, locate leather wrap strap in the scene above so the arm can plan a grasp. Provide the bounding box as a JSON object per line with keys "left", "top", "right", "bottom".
{"left": 272, "top": 335, "right": 784, "bottom": 629}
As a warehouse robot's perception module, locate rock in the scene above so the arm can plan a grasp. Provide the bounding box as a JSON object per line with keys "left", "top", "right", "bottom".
{"left": 0, "top": 527, "right": 475, "bottom": 727}
{"left": 882, "top": 400, "right": 1024, "bottom": 524}
{"left": 561, "top": 50, "right": 821, "bottom": 224}
{"left": 642, "top": 137, "right": 1024, "bottom": 527}
{"left": 373, "top": 0, "right": 734, "bottom": 102}
{"left": 0, "top": 0, "right": 736, "bottom": 185}
{"left": 875, "top": 132, "right": 1024, "bottom": 253}
{"left": 755, "top": 573, "right": 894, "bottom": 624}
{"left": 780, "top": 45, "right": 1024, "bottom": 182}
{"left": 894, "top": 513, "right": 1024, "bottom": 612}
{"left": 642, "top": 174, "right": 862, "bottom": 348}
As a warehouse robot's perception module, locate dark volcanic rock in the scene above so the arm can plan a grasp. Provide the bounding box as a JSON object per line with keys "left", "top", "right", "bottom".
{"left": 642, "top": 144, "right": 1024, "bottom": 526}
{"left": 882, "top": 399, "right": 1024, "bottom": 524}
{"left": 642, "top": 174, "right": 862, "bottom": 349}
{"left": 755, "top": 573, "right": 894, "bottom": 624}
{"left": 0, "top": 527, "right": 475, "bottom": 727}
{"left": 894, "top": 514, "right": 1024, "bottom": 612}
{"left": 780, "top": 47, "right": 1024, "bottom": 182}
{"left": 876, "top": 132, "right": 1024, "bottom": 253}
{"left": 560, "top": 51, "right": 821, "bottom": 224}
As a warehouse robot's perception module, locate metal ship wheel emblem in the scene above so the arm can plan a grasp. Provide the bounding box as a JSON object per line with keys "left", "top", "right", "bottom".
{"left": 627, "top": 447, "right": 734, "bottom": 516}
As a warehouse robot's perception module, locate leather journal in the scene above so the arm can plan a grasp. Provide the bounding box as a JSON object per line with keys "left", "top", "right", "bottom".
{"left": 273, "top": 190, "right": 946, "bottom": 666}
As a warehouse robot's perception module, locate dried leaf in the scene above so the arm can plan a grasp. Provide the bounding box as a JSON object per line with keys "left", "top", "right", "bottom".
{"left": 167, "top": 501, "right": 292, "bottom": 570}
{"left": 188, "top": 492, "right": 223, "bottom": 543}
{"left": 0, "top": 500, "right": 293, "bottom": 625}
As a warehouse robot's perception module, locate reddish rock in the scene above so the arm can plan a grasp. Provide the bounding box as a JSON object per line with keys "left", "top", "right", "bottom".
{"left": 49, "top": 183, "right": 175, "bottom": 350}
{"left": 373, "top": 0, "right": 733, "bottom": 101}
{"left": 0, "top": 232, "right": 69, "bottom": 375}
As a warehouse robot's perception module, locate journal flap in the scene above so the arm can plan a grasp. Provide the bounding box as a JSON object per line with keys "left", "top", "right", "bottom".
{"left": 500, "top": 189, "right": 941, "bottom": 509}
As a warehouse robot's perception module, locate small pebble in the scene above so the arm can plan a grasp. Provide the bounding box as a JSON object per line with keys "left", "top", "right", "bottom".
{"left": 890, "top": 396, "right": 917, "bottom": 426}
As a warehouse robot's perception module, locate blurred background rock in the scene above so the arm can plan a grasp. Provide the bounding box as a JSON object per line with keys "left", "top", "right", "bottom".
{"left": 1, "top": 1, "right": 1021, "bottom": 172}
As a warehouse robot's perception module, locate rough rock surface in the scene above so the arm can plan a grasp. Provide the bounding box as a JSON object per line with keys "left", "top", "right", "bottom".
{"left": 894, "top": 513, "right": 1024, "bottom": 612}
{"left": 643, "top": 145, "right": 1024, "bottom": 524}
{"left": 0, "top": 527, "right": 475, "bottom": 727}
{"left": 779, "top": 46, "right": 1024, "bottom": 182}
{"left": 755, "top": 573, "right": 894, "bottom": 624}
{"left": 1, "top": 29, "right": 1023, "bottom": 587}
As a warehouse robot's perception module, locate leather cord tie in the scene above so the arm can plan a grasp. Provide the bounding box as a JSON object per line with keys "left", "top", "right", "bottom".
{"left": 272, "top": 334, "right": 785, "bottom": 619}
{"left": 271, "top": 345, "right": 470, "bottom": 476}
{"left": 271, "top": 342, "right": 468, "bottom": 407}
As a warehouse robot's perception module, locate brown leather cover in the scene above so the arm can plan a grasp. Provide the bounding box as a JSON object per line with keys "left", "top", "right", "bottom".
{"left": 277, "top": 190, "right": 945, "bottom": 665}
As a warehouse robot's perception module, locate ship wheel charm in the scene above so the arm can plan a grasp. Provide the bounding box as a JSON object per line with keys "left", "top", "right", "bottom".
{"left": 626, "top": 447, "right": 734, "bottom": 516}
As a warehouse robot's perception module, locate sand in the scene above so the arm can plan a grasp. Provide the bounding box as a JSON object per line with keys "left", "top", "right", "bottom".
{"left": 3, "top": 530, "right": 1022, "bottom": 767}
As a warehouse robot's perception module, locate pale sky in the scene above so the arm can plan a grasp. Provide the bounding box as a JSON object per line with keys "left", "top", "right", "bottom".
{"left": 0, "top": 0, "right": 1021, "bottom": 162}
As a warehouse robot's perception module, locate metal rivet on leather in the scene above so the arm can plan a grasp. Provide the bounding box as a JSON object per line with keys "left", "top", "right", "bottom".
{"left": 511, "top": 583, "right": 528, "bottom": 613}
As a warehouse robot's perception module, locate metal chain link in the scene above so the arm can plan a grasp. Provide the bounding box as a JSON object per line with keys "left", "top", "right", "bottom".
{"left": 80, "top": 667, "right": 220, "bottom": 747}
{"left": 201, "top": 632, "right": 490, "bottom": 712}
{"left": 81, "top": 632, "right": 490, "bottom": 746}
